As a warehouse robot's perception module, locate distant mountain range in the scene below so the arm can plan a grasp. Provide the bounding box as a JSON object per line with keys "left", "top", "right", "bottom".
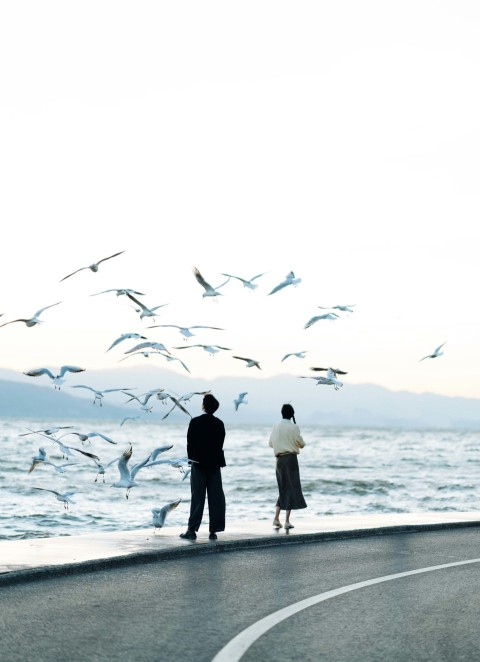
{"left": 1, "top": 365, "right": 480, "bottom": 429}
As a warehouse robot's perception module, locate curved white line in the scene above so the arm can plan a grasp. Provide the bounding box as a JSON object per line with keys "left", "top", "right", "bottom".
{"left": 212, "top": 557, "right": 480, "bottom": 662}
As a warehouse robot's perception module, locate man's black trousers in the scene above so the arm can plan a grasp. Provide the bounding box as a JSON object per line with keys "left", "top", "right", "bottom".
{"left": 187, "top": 464, "right": 226, "bottom": 533}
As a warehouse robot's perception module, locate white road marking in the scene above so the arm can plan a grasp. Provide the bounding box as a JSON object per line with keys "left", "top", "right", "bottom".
{"left": 212, "top": 557, "right": 480, "bottom": 662}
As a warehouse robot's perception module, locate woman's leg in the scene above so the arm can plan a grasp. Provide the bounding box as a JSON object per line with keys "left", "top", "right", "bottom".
{"left": 285, "top": 509, "right": 292, "bottom": 524}
{"left": 274, "top": 506, "right": 281, "bottom": 521}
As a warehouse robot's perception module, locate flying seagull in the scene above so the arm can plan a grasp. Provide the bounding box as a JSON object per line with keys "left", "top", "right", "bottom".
{"left": 125, "top": 292, "right": 169, "bottom": 320}
{"left": 23, "top": 365, "right": 86, "bottom": 389}
{"left": 234, "top": 392, "right": 248, "bottom": 411}
{"left": 192, "top": 267, "right": 231, "bottom": 298}
{"left": 174, "top": 344, "right": 231, "bottom": 356}
{"left": 220, "top": 272, "right": 266, "bottom": 290}
{"left": 309, "top": 367, "right": 348, "bottom": 377}
{"left": 0, "top": 301, "right": 62, "bottom": 328}
{"left": 106, "top": 332, "right": 148, "bottom": 352}
{"left": 281, "top": 351, "right": 307, "bottom": 362}
{"left": 60, "top": 431, "right": 117, "bottom": 445}
{"left": 304, "top": 312, "right": 339, "bottom": 329}
{"left": 110, "top": 443, "right": 167, "bottom": 499}
{"left": 60, "top": 251, "right": 125, "bottom": 282}
{"left": 120, "top": 416, "right": 143, "bottom": 426}
{"left": 91, "top": 288, "right": 145, "bottom": 297}
{"left": 299, "top": 368, "right": 344, "bottom": 390}
{"left": 32, "top": 487, "right": 77, "bottom": 509}
{"left": 20, "top": 425, "right": 74, "bottom": 437}
{"left": 147, "top": 324, "right": 224, "bottom": 340}
{"left": 268, "top": 271, "right": 301, "bottom": 296}
{"left": 318, "top": 304, "right": 356, "bottom": 313}
{"left": 28, "top": 447, "right": 48, "bottom": 473}
{"left": 419, "top": 342, "right": 447, "bottom": 362}
{"left": 233, "top": 355, "right": 262, "bottom": 369}
{"left": 152, "top": 499, "right": 182, "bottom": 533}
{"left": 124, "top": 341, "right": 170, "bottom": 355}
{"left": 69, "top": 385, "right": 134, "bottom": 406}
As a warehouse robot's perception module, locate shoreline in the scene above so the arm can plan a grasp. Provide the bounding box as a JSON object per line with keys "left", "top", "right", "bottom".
{"left": 2, "top": 511, "right": 480, "bottom": 586}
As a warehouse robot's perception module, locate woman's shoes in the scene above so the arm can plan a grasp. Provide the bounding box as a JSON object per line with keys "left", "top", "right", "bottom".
{"left": 272, "top": 519, "right": 283, "bottom": 528}
{"left": 284, "top": 522, "right": 294, "bottom": 530}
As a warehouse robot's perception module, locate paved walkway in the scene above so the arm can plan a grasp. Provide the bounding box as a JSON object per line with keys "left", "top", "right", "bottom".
{"left": 2, "top": 511, "right": 480, "bottom": 584}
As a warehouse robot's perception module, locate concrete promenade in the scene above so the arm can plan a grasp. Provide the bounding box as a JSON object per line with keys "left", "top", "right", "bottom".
{"left": 2, "top": 511, "right": 480, "bottom": 584}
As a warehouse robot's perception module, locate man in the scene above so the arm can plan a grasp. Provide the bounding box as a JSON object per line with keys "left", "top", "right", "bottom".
{"left": 180, "top": 393, "right": 226, "bottom": 540}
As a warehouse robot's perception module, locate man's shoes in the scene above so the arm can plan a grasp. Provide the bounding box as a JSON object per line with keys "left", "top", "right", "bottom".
{"left": 209, "top": 532, "right": 217, "bottom": 540}
{"left": 180, "top": 530, "right": 196, "bottom": 540}
{"left": 273, "top": 519, "right": 283, "bottom": 528}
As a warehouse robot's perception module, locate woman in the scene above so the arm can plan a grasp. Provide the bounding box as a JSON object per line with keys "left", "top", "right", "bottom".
{"left": 268, "top": 403, "right": 307, "bottom": 529}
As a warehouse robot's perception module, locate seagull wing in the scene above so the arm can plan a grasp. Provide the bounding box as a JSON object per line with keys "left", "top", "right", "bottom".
{"left": 268, "top": 280, "right": 288, "bottom": 295}
{"left": 434, "top": 342, "right": 447, "bottom": 354}
{"left": 125, "top": 292, "right": 147, "bottom": 310}
{"left": 89, "top": 432, "right": 117, "bottom": 444}
{"left": 189, "top": 325, "right": 224, "bottom": 330}
{"left": 33, "top": 301, "right": 62, "bottom": 318}
{"left": 192, "top": 267, "right": 213, "bottom": 292}
{"left": 96, "top": 250, "right": 126, "bottom": 266}
{"left": 60, "top": 266, "right": 89, "bottom": 282}
{"left": 70, "top": 385, "right": 97, "bottom": 393}
{"left": 24, "top": 367, "right": 55, "bottom": 379}
{"left": 32, "top": 487, "right": 61, "bottom": 497}
{"left": 58, "top": 365, "right": 86, "bottom": 378}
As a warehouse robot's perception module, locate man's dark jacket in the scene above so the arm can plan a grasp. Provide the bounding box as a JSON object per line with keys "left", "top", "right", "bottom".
{"left": 187, "top": 413, "right": 226, "bottom": 470}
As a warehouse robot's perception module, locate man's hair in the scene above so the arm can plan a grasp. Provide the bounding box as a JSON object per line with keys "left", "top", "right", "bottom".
{"left": 281, "top": 403, "right": 296, "bottom": 423}
{"left": 203, "top": 393, "right": 220, "bottom": 414}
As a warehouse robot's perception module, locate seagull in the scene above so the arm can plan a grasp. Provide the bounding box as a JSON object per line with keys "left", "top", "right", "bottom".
{"left": 152, "top": 499, "right": 181, "bottom": 533}
{"left": 91, "top": 288, "right": 145, "bottom": 298}
{"left": 28, "top": 447, "right": 48, "bottom": 473}
{"left": 220, "top": 272, "right": 266, "bottom": 290}
{"left": 23, "top": 365, "right": 86, "bottom": 389}
{"left": 234, "top": 392, "right": 248, "bottom": 411}
{"left": 153, "top": 352, "right": 191, "bottom": 374}
{"left": 147, "top": 324, "right": 224, "bottom": 340}
{"left": 110, "top": 444, "right": 165, "bottom": 499}
{"left": 175, "top": 390, "right": 211, "bottom": 403}
{"left": 126, "top": 293, "right": 169, "bottom": 320}
{"left": 32, "top": 487, "right": 77, "bottom": 509}
{"left": 124, "top": 388, "right": 166, "bottom": 407}
{"left": 419, "top": 342, "right": 447, "bottom": 362}
{"left": 120, "top": 416, "right": 143, "bottom": 426}
{"left": 20, "top": 425, "right": 74, "bottom": 437}
{"left": 192, "top": 267, "right": 231, "bottom": 298}
{"left": 86, "top": 452, "right": 126, "bottom": 483}
{"left": 299, "top": 370, "right": 344, "bottom": 390}
{"left": 60, "top": 251, "right": 125, "bottom": 282}
{"left": 161, "top": 396, "right": 192, "bottom": 421}
{"left": 268, "top": 271, "right": 301, "bottom": 296}
{"left": 60, "top": 431, "right": 117, "bottom": 445}
{"left": 0, "top": 302, "right": 62, "bottom": 328}
{"left": 174, "top": 344, "right": 231, "bottom": 356}
{"left": 309, "top": 367, "right": 348, "bottom": 377}
{"left": 281, "top": 351, "right": 307, "bottom": 362}
{"left": 304, "top": 313, "right": 339, "bottom": 329}
{"left": 233, "top": 355, "right": 262, "bottom": 369}
{"left": 146, "top": 456, "right": 198, "bottom": 472}
{"left": 50, "top": 437, "right": 101, "bottom": 462}
{"left": 124, "top": 341, "right": 171, "bottom": 355}
{"left": 41, "top": 460, "right": 78, "bottom": 474}
{"left": 318, "top": 304, "right": 356, "bottom": 313}
{"left": 106, "top": 333, "right": 148, "bottom": 352}
{"left": 69, "top": 385, "right": 135, "bottom": 406}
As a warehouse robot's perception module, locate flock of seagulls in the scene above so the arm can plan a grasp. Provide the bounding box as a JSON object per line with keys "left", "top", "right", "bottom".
{"left": 5, "top": 251, "right": 446, "bottom": 532}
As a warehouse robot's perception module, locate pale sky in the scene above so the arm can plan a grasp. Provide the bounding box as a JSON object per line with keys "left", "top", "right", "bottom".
{"left": 1, "top": 2, "right": 479, "bottom": 398}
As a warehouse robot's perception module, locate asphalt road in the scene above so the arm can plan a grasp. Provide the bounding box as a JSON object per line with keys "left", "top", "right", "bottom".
{"left": 2, "top": 528, "right": 480, "bottom": 662}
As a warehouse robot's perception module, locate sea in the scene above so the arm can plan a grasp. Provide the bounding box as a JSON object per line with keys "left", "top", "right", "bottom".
{"left": 2, "top": 418, "right": 480, "bottom": 540}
